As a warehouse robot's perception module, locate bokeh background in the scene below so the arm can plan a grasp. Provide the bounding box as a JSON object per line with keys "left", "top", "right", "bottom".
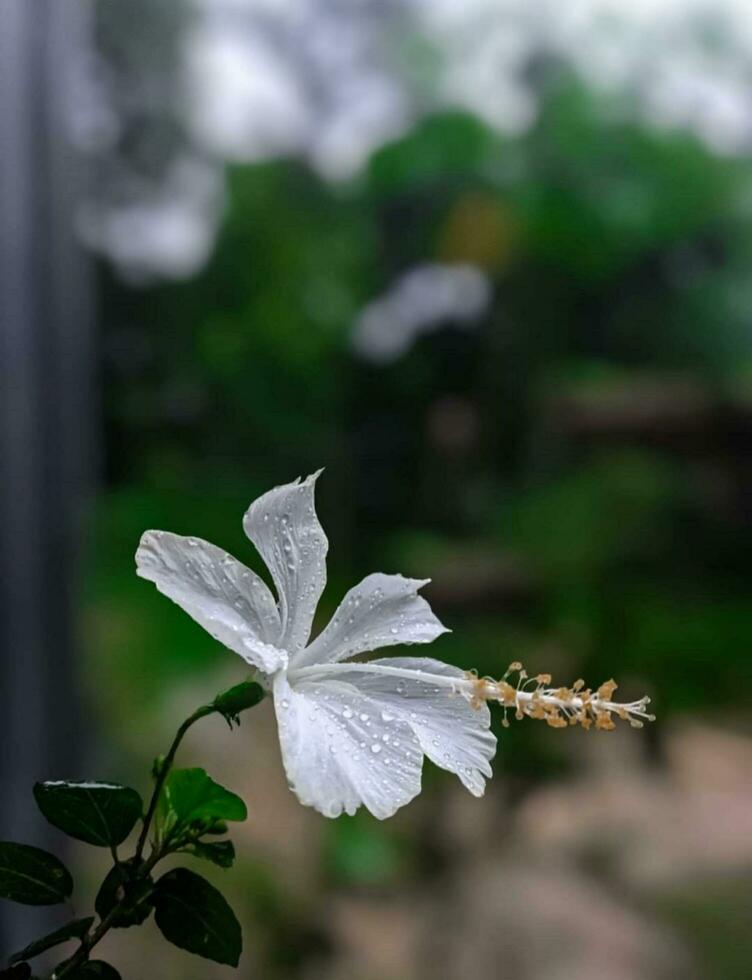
{"left": 2, "top": 0, "right": 751, "bottom": 977}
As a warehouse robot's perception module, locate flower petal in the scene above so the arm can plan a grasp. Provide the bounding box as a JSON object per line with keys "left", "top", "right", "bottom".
{"left": 273, "top": 673, "right": 423, "bottom": 819}
{"left": 243, "top": 473, "right": 328, "bottom": 655}
{"left": 300, "top": 657, "right": 496, "bottom": 796}
{"left": 296, "top": 573, "right": 449, "bottom": 668}
{"left": 136, "top": 531, "right": 287, "bottom": 674}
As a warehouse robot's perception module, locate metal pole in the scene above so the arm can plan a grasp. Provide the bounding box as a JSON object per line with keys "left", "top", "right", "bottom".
{"left": 0, "top": 0, "right": 94, "bottom": 950}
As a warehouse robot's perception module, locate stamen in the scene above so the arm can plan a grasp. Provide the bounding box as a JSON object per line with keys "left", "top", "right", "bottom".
{"left": 289, "top": 659, "right": 655, "bottom": 734}
{"left": 462, "top": 664, "right": 655, "bottom": 732}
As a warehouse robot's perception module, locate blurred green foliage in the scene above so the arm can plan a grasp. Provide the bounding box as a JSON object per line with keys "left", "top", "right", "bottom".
{"left": 89, "top": 64, "right": 752, "bottom": 978}
{"left": 94, "top": 65, "right": 752, "bottom": 742}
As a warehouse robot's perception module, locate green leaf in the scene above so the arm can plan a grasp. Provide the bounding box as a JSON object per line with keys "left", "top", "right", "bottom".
{"left": 188, "top": 840, "right": 235, "bottom": 869}
{"left": 9, "top": 917, "right": 94, "bottom": 964}
{"left": 212, "top": 680, "right": 265, "bottom": 726}
{"left": 0, "top": 964, "right": 31, "bottom": 979}
{"left": 0, "top": 842, "right": 72, "bottom": 906}
{"left": 33, "top": 782, "right": 143, "bottom": 848}
{"left": 153, "top": 868, "right": 242, "bottom": 966}
{"left": 156, "top": 769, "right": 246, "bottom": 841}
{"left": 95, "top": 860, "right": 153, "bottom": 928}
{"left": 66, "top": 962, "right": 121, "bottom": 979}
{"left": 204, "top": 820, "right": 228, "bottom": 836}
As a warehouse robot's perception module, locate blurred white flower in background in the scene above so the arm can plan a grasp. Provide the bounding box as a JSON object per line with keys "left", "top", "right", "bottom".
{"left": 352, "top": 263, "right": 492, "bottom": 363}
{"left": 81, "top": 0, "right": 752, "bottom": 278}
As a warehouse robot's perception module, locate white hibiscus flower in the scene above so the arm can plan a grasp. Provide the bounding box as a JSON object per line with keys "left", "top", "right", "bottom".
{"left": 135, "top": 472, "right": 654, "bottom": 819}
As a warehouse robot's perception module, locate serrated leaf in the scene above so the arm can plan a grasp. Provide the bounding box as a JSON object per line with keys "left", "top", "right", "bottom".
{"left": 154, "top": 868, "right": 242, "bottom": 966}
{"left": 33, "top": 782, "right": 143, "bottom": 848}
{"left": 212, "top": 681, "right": 264, "bottom": 726}
{"left": 94, "top": 860, "right": 153, "bottom": 928}
{"left": 0, "top": 842, "right": 72, "bottom": 906}
{"left": 9, "top": 916, "right": 94, "bottom": 964}
{"left": 156, "top": 769, "right": 246, "bottom": 841}
{"left": 66, "top": 962, "right": 121, "bottom": 979}
{"left": 189, "top": 840, "right": 235, "bottom": 869}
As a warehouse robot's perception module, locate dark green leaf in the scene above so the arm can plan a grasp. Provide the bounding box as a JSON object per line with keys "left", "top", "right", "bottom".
{"left": 33, "top": 782, "right": 143, "bottom": 848}
{"left": 95, "top": 860, "right": 153, "bottom": 928}
{"left": 0, "top": 842, "right": 72, "bottom": 906}
{"left": 156, "top": 769, "right": 246, "bottom": 841}
{"left": 188, "top": 840, "right": 235, "bottom": 869}
{"left": 212, "top": 680, "right": 264, "bottom": 726}
{"left": 0, "top": 964, "right": 31, "bottom": 979}
{"left": 204, "top": 820, "right": 228, "bottom": 836}
{"left": 9, "top": 917, "right": 94, "bottom": 964}
{"left": 66, "top": 962, "right": 121, "bottom": 979}
{"left": 154, "top": 868, "right": 242, "bottom": 966}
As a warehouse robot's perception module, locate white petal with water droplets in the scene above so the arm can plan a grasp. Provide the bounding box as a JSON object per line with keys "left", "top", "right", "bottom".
{"left": 273, "top": 673, "right": 423, "bottom": 819}
{"left": 135, "top": 531, "right": 286, "bottom": 673}
{"left": 243, "top": 473, "right": 328, "bottom": 656}
{"left": 309, "top": 657, "right": 496, "bottom": 796}
{"left": 296, "top": 573, "right": 449, "bottom": 668}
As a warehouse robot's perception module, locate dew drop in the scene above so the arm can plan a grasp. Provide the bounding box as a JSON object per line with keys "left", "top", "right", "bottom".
{"left": 370, "top": 743, "right": 382, "bottom": 754}
{"left": 359, "top": 713, "right": 369, "bottom": 722}
{"left": 381, "top": 710, "right": 395, "bottom": 722}
{"left": 342, "top": 707, "right": 353, "bottom": 719}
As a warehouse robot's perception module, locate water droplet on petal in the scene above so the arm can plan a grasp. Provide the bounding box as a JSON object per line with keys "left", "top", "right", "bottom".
{"left": 342, "top": 707, "right": 353, "bottom": 719}
{"left": 370, "top": 743, "right": 382, "bottom": 754}
{"left": 381, "top": 710, "right": 395, "bottom": 722}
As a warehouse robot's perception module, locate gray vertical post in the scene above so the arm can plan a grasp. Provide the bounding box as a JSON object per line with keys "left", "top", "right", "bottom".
{"left": 0, "top": 0, "right": 94, "bottom": 950}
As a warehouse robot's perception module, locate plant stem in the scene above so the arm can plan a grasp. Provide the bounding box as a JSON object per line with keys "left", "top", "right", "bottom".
{"left": 134, "top": 702, "right": 215, "bottom": 860}
{"left": 50, "top": 702, "right": 217, "bottom": 979}
{"left": 52, "top": 847, "right": 163, "bottom": 979}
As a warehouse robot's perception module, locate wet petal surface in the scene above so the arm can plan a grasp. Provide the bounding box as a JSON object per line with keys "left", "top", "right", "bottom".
{"left": 136, "top": 531, "right": 286, "bottom": 673}
{"left": 243, "top": 473, "right": 328, "bottom": 656}
{"left": 297, "top": 573, "right": 448, "bottom": 668}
